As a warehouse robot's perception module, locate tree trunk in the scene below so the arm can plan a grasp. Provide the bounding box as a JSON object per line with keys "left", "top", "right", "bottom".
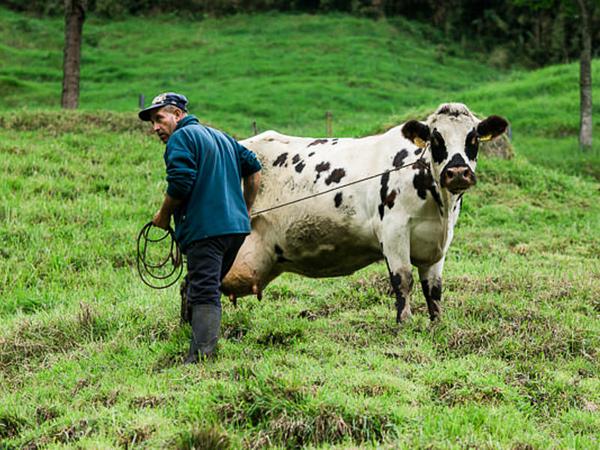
{"left": 61, "top": 0, "right": 85, "bottom": 109}
{"left": 576, "top": 0, "right": 593, "bottom": 150}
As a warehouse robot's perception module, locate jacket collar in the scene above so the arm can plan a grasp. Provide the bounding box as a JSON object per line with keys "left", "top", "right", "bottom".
{"left": 175, "top": 114, "right": 199, "bottom": 131}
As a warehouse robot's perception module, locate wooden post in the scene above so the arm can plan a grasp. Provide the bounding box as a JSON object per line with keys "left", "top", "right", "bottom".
{"left": 139, "top": 94, "right": 145, "bottom": 109}
{"left": 61, "top": 0, "right": 86, "bottom": 109}
{"left": 326, "top": 111, "right": 333, "bottom": 137}
{"left": 252, "top": 121, "right": 258, "bottom": 136}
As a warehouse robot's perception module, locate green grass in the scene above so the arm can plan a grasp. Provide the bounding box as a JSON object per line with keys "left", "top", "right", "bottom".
{"left": 1, "top": 6, "right": 599, "bottom": 449}
{"left": 0, "top": 7, "right": 503, "bottom": 135}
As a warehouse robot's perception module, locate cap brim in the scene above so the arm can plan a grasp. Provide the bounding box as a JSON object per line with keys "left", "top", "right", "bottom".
{"left": 138, "top": 104, "right": 163, "bottom": 121}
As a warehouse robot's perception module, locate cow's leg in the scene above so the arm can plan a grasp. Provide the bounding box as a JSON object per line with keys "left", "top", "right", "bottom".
{"left": 382, "top": 237, "right": 413, "bottom": 323}
{"left": 418, "top": 260, "right": 444, "bottom": 321}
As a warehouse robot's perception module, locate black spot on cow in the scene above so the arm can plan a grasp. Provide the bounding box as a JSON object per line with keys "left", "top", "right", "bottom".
{"left": 384, "top": 190, "right": 397, "bottom": 208}
{"left": 421, "top": 279, "right": 442, "bottom": 321}
{"left": 295, "top": 161, "right": 306, "bottom": 173}
{"left": 388, "top": 270, "right": 406, "bottom": 324}
{"left": 430, "top": 129, "right": 448, "bottom": 164}
{"left": 414, "top": 148, "right": 423, "bottom": 156}
{"left": 307, "top": 139, "right": 328, "bottom": 147}
{"left": 412, "top": 168, "right": 430, "bottom": 200}
{"left": 378, "top": 172, "right": 390, "bottom": 220}
{"left": 437, "top": 105, "right": 465, "bottom": 117}
{"left": 413, "top": 161, "right": 443, "bottom": 213}
{"left": 292, "top": 154, "right": 301, "bottom": 164}
{"left": 443, "top": 153, "right": 468, "bottom": 170}
{"left": 273, "top": 153, "right": 288, "bottom": 167}
{"left": 316, "top": 162, "right": 330, "bottom": 172}
{"left": 334, "top": 192, "right": 343, "bottom": 208}
{"left": 325, "top": 168, "right": 346, "bottom": 185}
{"left": 308, "top": 152, "right": 315, "bottom": 157}
{"left": 274, "top": 244, "right": 291, "bottom": 263}
{"left": 314, "top": 161, "right": 331, "bottom": 182}
{"left": 465, "top": 129, "right": 479, "bottom": 161}
{"left": 393, "top": 149, "right": 409, "bottom": 168}
{"left": 332, "top": 138, "right": 339, "bottom": 146}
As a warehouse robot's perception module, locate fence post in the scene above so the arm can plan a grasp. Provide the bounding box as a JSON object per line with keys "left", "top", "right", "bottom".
{"left": 326, "top": 111, "right": 333, "bottom": 137}
{"left": 252, "top": 121, "right": 258, "bottom": 136}
{"left": 139, "top": 94, "right": 145, "bottom": 109}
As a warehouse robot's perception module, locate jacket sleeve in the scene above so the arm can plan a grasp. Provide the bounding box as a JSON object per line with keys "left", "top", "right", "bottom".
{"left": 234, "top": 141, "right": 262, "bottom": 177}
{"left": 164, "top": 132, "right": 197, "bottom": 199}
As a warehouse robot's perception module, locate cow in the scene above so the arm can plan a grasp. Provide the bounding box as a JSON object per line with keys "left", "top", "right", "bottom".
{"left": 217, "top": 103, "right": 508, "bottom": 323}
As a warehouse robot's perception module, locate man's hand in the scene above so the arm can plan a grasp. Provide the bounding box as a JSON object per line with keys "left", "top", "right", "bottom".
{"left": 152, "top": 194, "right": 183, "bottom": 230}
{"left": 152, "top": 210, "right": 171, "bottom": 230}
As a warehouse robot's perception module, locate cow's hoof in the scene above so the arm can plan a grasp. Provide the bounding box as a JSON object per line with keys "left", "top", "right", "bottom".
{"left": 396, "top": 307, "right": 412, "bottom": 324}
{"left": 252, "top": 284, "right": 263, "bottom": 301}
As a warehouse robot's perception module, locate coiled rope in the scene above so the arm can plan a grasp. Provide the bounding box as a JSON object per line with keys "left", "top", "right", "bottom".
{"left": 136, "top": 221, "right": 183, "bottom": 289}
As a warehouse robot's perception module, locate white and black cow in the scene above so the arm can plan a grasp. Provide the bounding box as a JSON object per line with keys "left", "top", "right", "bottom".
{"left": 221, "top": 103, "right": 508, "bottom": 322}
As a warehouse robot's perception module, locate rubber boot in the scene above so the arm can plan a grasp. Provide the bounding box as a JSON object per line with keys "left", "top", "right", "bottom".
{"left": 184, "top": 304, "right": 222, "bottom": 364}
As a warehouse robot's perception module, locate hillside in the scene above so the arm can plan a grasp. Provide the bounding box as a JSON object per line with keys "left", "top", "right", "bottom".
{"left": 1, "top": 8, "right": 599, "bottom": 449}
{"left": 1, "top": 6, "right": 598, "bottom": 179}
{"left": 0, "top": 7, "right": 504, "bottom": 135}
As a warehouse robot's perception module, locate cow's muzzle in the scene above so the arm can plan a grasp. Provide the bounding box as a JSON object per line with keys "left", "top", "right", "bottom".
{"left": 440, "top": 165, "right": 477, "bottom": 194}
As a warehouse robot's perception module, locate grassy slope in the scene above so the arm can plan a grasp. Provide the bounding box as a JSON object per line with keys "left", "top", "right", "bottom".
{"left": 0, "top": 8, "right": 503, "bottom": 135}
{"left": 1, "top": 7, "right": 599, "bottom": 449}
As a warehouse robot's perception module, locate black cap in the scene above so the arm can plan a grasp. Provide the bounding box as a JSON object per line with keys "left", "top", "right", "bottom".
{"left": 138, "top": 92, "right": 188, "bottom": 121}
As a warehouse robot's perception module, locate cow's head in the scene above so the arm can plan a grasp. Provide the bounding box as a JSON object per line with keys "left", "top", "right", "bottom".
{"left": 402, "top": 103, "right": 508, "bottom": 195}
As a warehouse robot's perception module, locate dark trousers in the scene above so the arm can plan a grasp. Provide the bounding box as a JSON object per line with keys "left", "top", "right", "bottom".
{"left": 186, "top": 234, "right": 246, "bottom": 308}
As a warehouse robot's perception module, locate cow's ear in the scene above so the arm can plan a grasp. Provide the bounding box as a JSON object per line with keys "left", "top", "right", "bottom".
{"left": 402, "top": 120, "right": 431, "bottom": 148}
{"left": 477, "top": 115, "right": 508, "bottom": 142}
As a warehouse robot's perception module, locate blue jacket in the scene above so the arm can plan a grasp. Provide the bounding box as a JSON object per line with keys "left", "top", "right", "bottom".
{"left": 164, "top": 115, "right": 261, "bottom": 252}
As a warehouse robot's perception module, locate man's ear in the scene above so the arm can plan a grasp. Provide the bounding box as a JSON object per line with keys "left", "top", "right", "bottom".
{"left": 402, "top": 120, "right": 430, "bottom": 148}
{"left": 477, "top": 115, "right": 509, "bottom": 142}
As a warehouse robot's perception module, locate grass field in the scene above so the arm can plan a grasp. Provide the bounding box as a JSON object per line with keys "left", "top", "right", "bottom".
{"left": 1, "top": 6, "right": 599, "bottom": 449}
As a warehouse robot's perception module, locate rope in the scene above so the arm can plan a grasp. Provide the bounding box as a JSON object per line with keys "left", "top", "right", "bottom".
{"left": 250, "top": 158, "right": 425, "bottom": 217}
{"left": 136, "top": 221, "right": 183, "bottom": 289}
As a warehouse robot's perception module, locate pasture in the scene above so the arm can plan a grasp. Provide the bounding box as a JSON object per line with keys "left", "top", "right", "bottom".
{"left": 1, "top": 7, "right": 599, "bottom": 449}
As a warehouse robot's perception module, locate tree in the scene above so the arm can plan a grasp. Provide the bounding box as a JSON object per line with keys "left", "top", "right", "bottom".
{"left": 61, "top": 0, "right": 86, "bottom": 109}
{"left": 511, "top": 0, "right": 594, "bottom": 150}
{"left": 576, "top": 0, "right": 593, "bottom": 150}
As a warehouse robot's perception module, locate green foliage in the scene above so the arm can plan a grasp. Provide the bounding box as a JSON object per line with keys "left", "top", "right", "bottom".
{"left": 1, "top": 7, "right": 599, "bottom": 449}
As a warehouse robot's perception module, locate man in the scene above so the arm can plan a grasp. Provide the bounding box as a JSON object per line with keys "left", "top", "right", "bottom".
{"left": 139, "top": 92, "right": 261, "bottom": 363}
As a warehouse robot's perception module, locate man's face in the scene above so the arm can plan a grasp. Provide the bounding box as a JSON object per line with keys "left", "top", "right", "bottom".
{"left": 150, "top": 108, "right": 184, "bottom": 143}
